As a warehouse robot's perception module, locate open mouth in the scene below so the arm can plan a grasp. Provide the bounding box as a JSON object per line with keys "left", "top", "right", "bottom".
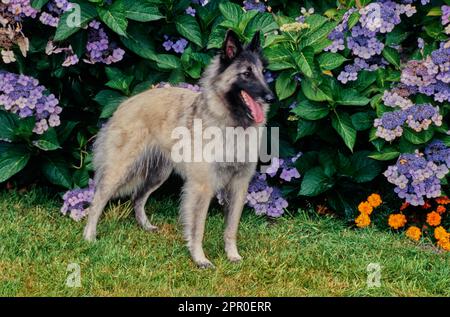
{"left": 240, "top": 90, "right": 264, "bottom": 124}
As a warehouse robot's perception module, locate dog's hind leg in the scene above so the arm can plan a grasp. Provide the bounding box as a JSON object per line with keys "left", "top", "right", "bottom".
{"left": 132, "top": 169, "right": 172, "bottom": 232}
{"left": 83, "top": 182, "right": 115, "bottom": 242}
{"left": 83, "top": 169, "right": 127, "bottom": 242}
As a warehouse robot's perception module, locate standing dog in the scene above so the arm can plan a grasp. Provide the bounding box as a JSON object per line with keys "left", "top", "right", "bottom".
{"left": 83, "top": 30, "right": 274, "bottom": 268}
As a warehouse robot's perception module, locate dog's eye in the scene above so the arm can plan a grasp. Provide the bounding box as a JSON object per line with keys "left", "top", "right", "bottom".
{"left": 243, "top": 71, "right": 251, "bottom": 78}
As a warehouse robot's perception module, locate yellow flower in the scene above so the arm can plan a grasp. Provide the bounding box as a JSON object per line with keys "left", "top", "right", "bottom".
{"left": 426, "top": 211, "right": 441, "bottom": 227}
{"left": 388, "top": 214, "right": 407, "bottom": 230}
{"left": 405, "top": 226, "right": 421, "bottom": 241}
{"left": 437, "top": 237, "right": 450, "bottom": 251}
{"left": 355, "top": 213, "right": 371, "bottom": 228}
{"left": 434, "top": 226, "right": 449, "bottom": 241}
{"left": 358, "top": 201, "right": 373, "bottom": 215}
{"left": 367, "top": 193, "right": 382, "bottom": 208}
{"left": 280, "top": 22, "right": 310, "bottom": 32}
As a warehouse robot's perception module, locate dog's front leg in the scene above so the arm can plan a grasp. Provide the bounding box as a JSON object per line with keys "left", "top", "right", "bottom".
{"left": 224, "top": 176, "right": 250, "bottom": 263}
{"left": 181, "top": 181, "right": 214, "bottom": 268}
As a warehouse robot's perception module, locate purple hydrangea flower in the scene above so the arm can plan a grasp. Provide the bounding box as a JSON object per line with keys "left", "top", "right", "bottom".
{"left": 39, "top": 0, "right": 73, "bottom": 27}
{"left": 186, "top": 6, "right": 196, "bottom": 16}
{"left": 384, "top": 145, "right": 449, "bottom": 206}
{"left": 85, "top": 21, "right": 125, "bottom": 64}
{"left": 0, "top": 71, "right": 62, "bottom": 135}
{"left": 243, "top": 0, "right": 266, "bottom": 12}
{"left": 61, "top": 179, "right": 95, "bottom": 221}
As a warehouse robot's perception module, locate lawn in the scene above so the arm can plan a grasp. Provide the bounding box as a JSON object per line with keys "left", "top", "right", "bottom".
{"left": 0, "top": 187, "right": 450, "bottom": 297}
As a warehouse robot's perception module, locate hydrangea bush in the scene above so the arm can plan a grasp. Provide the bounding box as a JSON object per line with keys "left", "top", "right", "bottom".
{"left": 0, "top": 0, "right": 449, "bottom": 244}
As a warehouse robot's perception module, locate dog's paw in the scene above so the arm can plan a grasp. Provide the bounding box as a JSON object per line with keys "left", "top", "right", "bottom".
{"left": 227, "top": 254, "right": 243, "bottom": 263}
{"left": 83, "top": 227, "right": 97, "bottom": 242}
{"left": 196, "top": 259, "right": 215, "bottom": 269}
{"left": 142, "top": 223, "right": 158, "bottom": 232}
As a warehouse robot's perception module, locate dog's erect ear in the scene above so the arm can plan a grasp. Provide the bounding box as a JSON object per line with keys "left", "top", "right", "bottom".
{"left": 222, "top": 30, "right": 242, "bottom": 60}
{"left": 247, "top": 31, "right": 261, "bottom": 52}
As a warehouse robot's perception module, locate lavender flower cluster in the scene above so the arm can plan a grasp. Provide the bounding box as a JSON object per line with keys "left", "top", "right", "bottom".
{"left": 374, "top": 103, "right": 442, "bottom": 141}
{"left": 384, "top": 140, "right": 449, "bottom": 206}
{"left": 326, "top": 1, "right": 417, "bottom": 83}
{"left": 85, "top": 20, "right": 125, "bottom": 65}
{"left": 243, "top": 0, "right": 267, "bottom": 12}
{"left": 246, "top": 173, "right": 288, "bottom": 218}
{"left": 61, "top": 179, "right": 95, "bottom": 221}
{"left": 162, "top": 35, "right": 189, "bottom": 54}
{"left": 245, "top": 153, "right": 301, "bottom": 218}
{"left": 39, "top": 0, "right": 73, "bottom": 27}
{"left": 0, "top": 71, "right": 62, "bottom": 134}
{"left": 3, "top": 0, "right": 38, "bottom": 19}
{"left": 375, "top": 43, "right": 449, "bottom": 141}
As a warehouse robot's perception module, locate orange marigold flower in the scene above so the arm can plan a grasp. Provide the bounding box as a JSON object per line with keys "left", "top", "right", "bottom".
{"left": 421, "top": 201, "right": 432, "bottom": 209}
{"left": 388, "top": 214, "right": 407, "bottom": 229}
{"left": 437, "top": 237, "right": 450, "bottom": 251}
{"left": 355, "top": 213, "right": 371, "bottom": 228}
{"left": 434, "top": 226, "right": 449, "bottom": 241}
{"left": 358, "top": 201, "right": 373, "bottom": 215}
{"left": 436, "top": 196, "right": 450, "bottom": 205}
{"left": 426, "top": 211, "right": 441, "bottom": 227}
{"left": 436, "top": 205, "right": 446, "bottom": 214}
{"left": 405, "top": 226, "right": 421, "bottom": 241}
{"left": 400, "top": 202, "right": 409, "bottom": 211}
{"left": 367, "top": 193, "right": 382, "bottom": 208}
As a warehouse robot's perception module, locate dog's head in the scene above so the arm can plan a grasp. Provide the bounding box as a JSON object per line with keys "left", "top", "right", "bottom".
{"left": 203, "top": 30, "right": 274, "bottom": 127}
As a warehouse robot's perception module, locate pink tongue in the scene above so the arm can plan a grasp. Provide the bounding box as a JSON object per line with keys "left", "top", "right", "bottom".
{"left": 243, "top": 91, "right": 264, "bottom": 123}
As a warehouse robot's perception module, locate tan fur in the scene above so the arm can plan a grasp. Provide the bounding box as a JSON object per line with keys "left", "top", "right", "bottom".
{"left": 83, "top": 34, "right": 272, "bottom": 268}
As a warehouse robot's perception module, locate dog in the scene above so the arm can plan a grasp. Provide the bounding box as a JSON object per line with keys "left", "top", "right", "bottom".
{"left": 83, "top": 30, "right": 275, "bottom": 268}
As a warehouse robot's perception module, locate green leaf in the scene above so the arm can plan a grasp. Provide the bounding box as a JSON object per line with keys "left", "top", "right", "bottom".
{"left": 351, "top": 112, "right": 375, "bottom": 131}
{"left": 153, "top": 54, "right": 181, "bottom": 70}
{"left": 120, "top": 0, "right": 164, "bottom": 22}
{"left": 32, "top": 129, "right": 61, "bottom": 151}
{"left": 207, "top": 23, "right": 226, "bottom": 49}
{"left": 175, "top": 14, "right": 203, "bottom": 47}
{"left": 105, "top": 67, "right": 134, "bottom": 95}
{"left": 0, "top": 111, "right": 18, "bottom": 142}
{"left": 97, "top": 6, "right": 128, "bottom": 37}
{"left": 347, "top": 151, "right": 382, "bottom": 183}
{"left": 335, "top": 88, "right": 370, "bottom": 106}
{"left": 54, "top": 2, "right": 97, "bottom": 41}
{"left": 368, "top": 149, "right": 400, "bottom": 161}
{"left": 295, "top": 46, "right": 315, "bottom": 78}
{"left": 275, "top": 71, "right": 297, "bottom": 100}
{"left": 347, "top": 11, "right": 360, "bottom": 29}
{"left": 56, "top": 121, "right": 78, "bottom": 144}
{"left": 94, "top": 90, "right": 127, "bottom": 119}
{"left": 301, "top": 78, "right": 332, "bottom": 102}
{"left": 299, "top": 19, "right": 337, "bottom": 51}
{"left": 403, "top": 128, "right": 434, "bottom": 145}
{"left": 219, "top": 2, "right": 243, "bottom": 25}
{"left": 244, "top": 13, "right": 278, "bottom": 37}
{"left": 292, "top": 100, "right": 329, "bottom": 120}
{"left": 331, "top": 112, "right": 356, "bottom": 151}
{"left": 299, "top": 167, "right": 335, "bottom": 196}
{"left": 41, "top": 155, "right": 72, "bottom": 188}
{"left": 120, "top": 24, "right": 156, "bottom": 60}
{"left": 296, "top": 119, "right": 319, "bottom": 141}
{"left": 382, "top": 47, "right": 400, "bottom": 69}
{"left": 31, "top": 0, "right": 49, "bottom": 10}
{"left": 0, "top": 143, "right": 30, "bottom": 183}
{"left": 317, "top": 52, "right": 347, "bottom": 70}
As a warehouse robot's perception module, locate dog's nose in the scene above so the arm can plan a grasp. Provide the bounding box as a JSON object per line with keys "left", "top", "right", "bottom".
{"left": 264, "top": 93, "right": 275, "bottom": 103}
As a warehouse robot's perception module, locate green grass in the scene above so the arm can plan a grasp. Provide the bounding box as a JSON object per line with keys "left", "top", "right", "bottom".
{"left": 0, "top": 188, "right": 450, "bottom": 297}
